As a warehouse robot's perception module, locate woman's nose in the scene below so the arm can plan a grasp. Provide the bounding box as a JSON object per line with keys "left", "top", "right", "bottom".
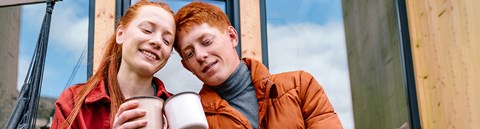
{"left": 149, "top": 36, "right": 162, "bottom": 49}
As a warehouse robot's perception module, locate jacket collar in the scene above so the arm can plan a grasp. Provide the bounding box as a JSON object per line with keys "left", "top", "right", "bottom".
{"left": 199, "top": 58, "right": 278, "bottom": 126}
{"left": 242, "top": 58, "right": 278, "bottom": 127}
{"left": 152, "top": 77, "right": 173, "bottom": 99}
{"left": 84, "top": 77, "right": 172, "bottom": 104}
{"left": 242, "top": 58, "right": 278, "bottom": 99}
{"left": 85, "top": 79, "right": 110, "bottom": 104}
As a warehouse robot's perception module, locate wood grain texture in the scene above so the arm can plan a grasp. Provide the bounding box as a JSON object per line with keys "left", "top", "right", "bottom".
{"left": 406, "top": 0, "right": 480, "bottom": 128}
{"left": 342, "top": 0, "right": 411, "bottom": 128}
{"left": 93, "top": 0, "right": 116, "bottom": 74}
{"left": 239, "top": 0, "right": 262, "bottom": 62}
{"left": 0, "top": 6, "right": 20, "bottom": 127}
{"left": 0, "top": 0, "right": 44, "bottom": 7}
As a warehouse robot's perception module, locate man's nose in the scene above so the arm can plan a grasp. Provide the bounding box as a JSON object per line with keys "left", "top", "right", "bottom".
{"left": 195, "top": 48, "right": 208, "bottom": 62}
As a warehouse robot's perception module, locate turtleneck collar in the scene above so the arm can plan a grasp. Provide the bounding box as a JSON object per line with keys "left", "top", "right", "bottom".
{"left": 209, "top": 61, "right": 252, "bottom": 101}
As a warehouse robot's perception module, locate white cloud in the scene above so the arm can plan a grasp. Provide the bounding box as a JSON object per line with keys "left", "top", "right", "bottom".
{"left": 17, "top": 56, "right": 29, "bottom": 90}
{"left": 155, "top": 51, "right": 203, "bottom": 94}
{"left": 19, "top": 2, "right": 89, "bottom": 97}
{"left": 17, "top": 55, "right": 55, "bottom": 91}
{"left": 267, "top": 21, "right": 354, "bottom": 129}
{"left": 49, "top": 3, "right": 89, "bottom": 54}
{"left": 22, "top": 2, "right": 88, "bottom": 55}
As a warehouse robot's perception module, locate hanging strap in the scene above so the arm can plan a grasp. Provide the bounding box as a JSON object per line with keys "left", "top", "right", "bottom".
{"left": 4, "top": 0, "right": 56, "bottom": 128}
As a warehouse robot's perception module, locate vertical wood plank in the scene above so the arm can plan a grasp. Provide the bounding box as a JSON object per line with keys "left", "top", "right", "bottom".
{"left": 406, "top": 0, "right": 480, "bottom": 128}
{"left": 0, "top": 6, "right": 20, "bottom": 127}
{"left": 342, "top": 0, "right": 411, "bottom": 128}
{"left": 239, "top": 0, "right": 262, "bottom": 62}
{"left": 93, "top": 0, "right": 116, "bottom": 74}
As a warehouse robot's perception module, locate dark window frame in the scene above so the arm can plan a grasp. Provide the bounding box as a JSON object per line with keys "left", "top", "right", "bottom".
{"left": 396, "top": 0, "right": 421, "bottom": 128}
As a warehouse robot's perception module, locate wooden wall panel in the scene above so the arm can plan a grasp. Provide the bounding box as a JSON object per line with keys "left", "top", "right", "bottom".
{"left": 0, "top": 0, "right": 44, "bottom": 7}
{"left": 239, "top": 0, "right": 262, "bottom": 62}
{"left": 342, "top": 0, "right": 411, "bottom": 128}
{"left": 406, "top": 0, "right": 480, "bottom": 128}
{"left": 0, "top": 6, "right": 20, "bottom": 127}
{"left": 93, "top": 0, "right": 116, "bottom": 74}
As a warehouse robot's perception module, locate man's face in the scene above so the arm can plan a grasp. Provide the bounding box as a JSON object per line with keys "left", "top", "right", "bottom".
{"left": 177, "top": 23, "right": 240, "bottom": 86}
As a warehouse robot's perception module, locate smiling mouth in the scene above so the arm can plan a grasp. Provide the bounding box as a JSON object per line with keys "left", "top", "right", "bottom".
{"left": 141, "top": 50, "right": 158, "bottom": 60}
{"left": 202, "top": 61, "right": 218, "bottom": 73}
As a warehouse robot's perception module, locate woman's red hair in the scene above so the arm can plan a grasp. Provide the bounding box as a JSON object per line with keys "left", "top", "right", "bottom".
{"left": 62, "top": 0, "right": 173, "bottom": 128}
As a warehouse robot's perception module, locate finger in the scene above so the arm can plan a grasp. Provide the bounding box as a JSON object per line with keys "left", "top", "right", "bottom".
{"left": 116, "top": 108, "right": 147, "bottom": 126}
{"left": 120, "top": 119, "right": 148, "bottom": 129}
{"left": 117, "top": 100, "right": 139, "bottom": 117}
{"left": 163, "top": 114, "right": 168, "bottom": 129}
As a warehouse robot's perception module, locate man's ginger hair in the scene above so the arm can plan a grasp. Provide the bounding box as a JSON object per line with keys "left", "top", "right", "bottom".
{"left": 174, "top": 1, "right": 232, "bottom": 54}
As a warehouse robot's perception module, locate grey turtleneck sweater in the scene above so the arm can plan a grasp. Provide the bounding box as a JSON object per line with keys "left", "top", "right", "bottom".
{"left": 209, "top": 61, "right": 259, "bottom": 129}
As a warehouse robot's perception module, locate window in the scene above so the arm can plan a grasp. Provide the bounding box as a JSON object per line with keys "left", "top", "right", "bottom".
{"left": 265, "top": 0, "right": 353, "bottom": 128}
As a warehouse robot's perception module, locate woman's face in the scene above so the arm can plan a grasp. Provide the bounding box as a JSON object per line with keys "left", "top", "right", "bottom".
{"left": 116, "top": 5, "right": 175, "bottom": 77}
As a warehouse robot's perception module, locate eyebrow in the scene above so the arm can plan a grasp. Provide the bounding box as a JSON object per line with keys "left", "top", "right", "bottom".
{"left": 138, "top": 21, "right": 153, "bottom": 29}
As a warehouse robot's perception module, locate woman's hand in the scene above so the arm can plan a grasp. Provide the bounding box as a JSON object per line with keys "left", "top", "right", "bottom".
{"left": 113, "top": 100, "right": 148, "bottom": 129}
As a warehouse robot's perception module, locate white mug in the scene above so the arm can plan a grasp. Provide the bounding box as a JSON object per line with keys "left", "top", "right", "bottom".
{"left": 124, "top": 96, "right": 165, "bottom": 129}
{"left": 164, "top": 92, "right": 208, "bottom": 129}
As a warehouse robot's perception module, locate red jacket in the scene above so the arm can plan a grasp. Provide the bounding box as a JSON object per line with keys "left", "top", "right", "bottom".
{"left": 51, "top": 77, "right": 171, "bottom": 129}
{"left": 199, "top": 58, "right": 343, "bottom": 129}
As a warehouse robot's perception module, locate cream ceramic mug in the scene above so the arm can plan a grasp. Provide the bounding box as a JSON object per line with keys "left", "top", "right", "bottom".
{"left": 124, "top": 96, "right": 165, "bottom": 129}
{"left": 164, "top": 92, "right": 208, "bottom": 129}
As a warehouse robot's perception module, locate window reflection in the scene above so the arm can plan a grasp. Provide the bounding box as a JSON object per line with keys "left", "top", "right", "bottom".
{"left": 266, "top": 0, "right": 353, "bottom": 128}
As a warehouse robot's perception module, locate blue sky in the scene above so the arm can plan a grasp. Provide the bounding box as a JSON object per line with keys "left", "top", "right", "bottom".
{"left": 18, "top": 0, "right": 353, "bottom": 128}
{"left": 266, "top": 0, "right": 343, "bottom": 25}
{"left": 19, "top": 0, "right": 89, "bottom": 98}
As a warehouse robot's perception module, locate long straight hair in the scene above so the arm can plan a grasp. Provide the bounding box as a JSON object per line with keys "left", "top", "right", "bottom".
{"left": 62, "top": 0, "right": 174, "bottom": 128}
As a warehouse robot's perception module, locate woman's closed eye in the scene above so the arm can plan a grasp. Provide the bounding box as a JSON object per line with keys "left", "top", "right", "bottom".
{"left": 163, "top": 38, "right": 170, "bottom": 46}
{"left": 141, "top": 28, "right": 152, "bottom": 34}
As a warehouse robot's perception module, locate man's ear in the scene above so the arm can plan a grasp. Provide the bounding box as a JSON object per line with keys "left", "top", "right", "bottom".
{"left": 227, "top": 26, "right": 238, "bottom": 48}
{"left": 116, "top": 25, "right": 125, "bottom": 44}
{"left": 181, "top": 59, "right": 192, "bottom": 72}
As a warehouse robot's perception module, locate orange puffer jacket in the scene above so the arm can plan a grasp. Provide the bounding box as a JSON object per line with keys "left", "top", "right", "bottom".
{"left": 198, "top": 58, "right": 343, "bottom": 129}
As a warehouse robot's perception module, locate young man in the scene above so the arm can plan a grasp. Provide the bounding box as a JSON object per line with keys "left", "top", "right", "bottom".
{"left": 174, "top": 2, "right": 342, "bottom": 129}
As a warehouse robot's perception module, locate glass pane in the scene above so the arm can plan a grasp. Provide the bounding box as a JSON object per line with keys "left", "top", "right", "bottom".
{"left": 19, "top": 1, "right": 89, "bottom": 98}
{"left": 17, "top": 0, "right": 90, "bottom": 127}
{"left": 266, "top": 0, "right": 353, "bottom": 128}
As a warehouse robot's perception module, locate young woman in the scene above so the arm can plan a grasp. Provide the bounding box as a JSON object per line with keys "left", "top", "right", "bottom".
{"left": 51, "top": 0, "right": 175, "bottom": 128}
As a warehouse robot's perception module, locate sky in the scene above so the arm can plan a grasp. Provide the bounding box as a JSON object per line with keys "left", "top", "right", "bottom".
{"left": 18, "top": 0, "right": 353, "bottom": 128}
